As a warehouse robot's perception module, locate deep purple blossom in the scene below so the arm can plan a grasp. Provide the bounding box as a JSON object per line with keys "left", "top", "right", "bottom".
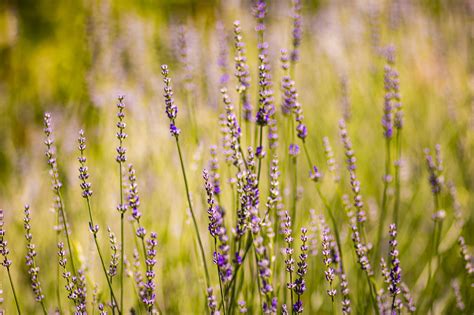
{"left": 161, "top": 64, "right": 181, "bottom": 136}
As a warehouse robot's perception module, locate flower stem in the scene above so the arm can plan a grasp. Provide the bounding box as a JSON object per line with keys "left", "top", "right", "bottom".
{"left": 6, "top": 266, "right": 21, "bottom": 314}
{"left": 375, "top": 138, "right": 391, "bottom": 264}
{"left": 86, "top": 198, "right": 120, "bottom": 313}
{"left": 175, "top": 137, "right": 211, "bottom": 287}
{"left": 393, "top": 130, "right": 401, "bottom": 226}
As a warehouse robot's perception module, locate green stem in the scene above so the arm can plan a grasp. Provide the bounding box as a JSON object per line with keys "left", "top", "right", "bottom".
{"left": 393, "top": 130, "right": 401, "bottom": 227}
{"left": 375, "top": 138, "right": 391, "bottom": 264}
{"left": 57, "top": 189, "right": 77, "bottom": 275}
{"left": 215, "top": 239, "right": 227, "bottom": 315}
{"left": 175, "top": 136, "right": 211, "bottom": 287}
{"left": 119, "top": 162, "right": 124, "bottom": 313}
{"left": 290, "top": 156, "right": 298, "bottom": 229}
{"left": 302, "top": 142, "right": 345, "bottom": 272}
{"left": 84, "top": 196, "right": 120, "bottom": 313}
{"left": 257, "top": 125, "right": 264, "bottom": 182}
{"left": 56, "top": 213, "right": 63, "bottom": 314}
{"left": 7, "top": 266, "right": 21, "bottom": 314}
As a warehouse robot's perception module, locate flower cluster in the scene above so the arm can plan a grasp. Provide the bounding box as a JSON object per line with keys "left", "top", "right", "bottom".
{"left": 0, "top": 209, "right": 11, "bottom": 268}
{"left": 256, "top": 54, "right": 273, "bottom": 127}
{"left": 209, "top": 145, "right": 221, "bottom": 196}
{"left": 388, "top": 224, "right": 402, "bottom": 309}
{"left": 23, "top": 205, "right": 45, "bottom": 303}
{"left": 424, "top": 145, "right": 443, "bottom": 196}
{"left": 58, "top": 242, "right": 87, "bottom": 313}
{"left": 128, "top": 164, "right": 142, "bottom": 223}
{"left": 339, "top": 119, "right": 367, "bottom": 223}
{"left": 116, "top": 96, "right": 127, "bottom": 163}
{"left": 323, "top": 136, "right": 340, "bottom": 182}
{"left": 141, "top": 232, "right": 157, "bottom": 311}
{"left": 233, "top": 21, "right": 252, "bottom": 121}
{"left": 161, "top": 64, "right": 181, "bottom": 136}
{"left": 290, "top": 0, "right": 302, "bottom": 63}
{"left": 293, "top": 228, "right": 308, "bottom": 313}
{"left": 207, "top": 287, "right": 220, "bottom": 315}
{"left": 321, "top": 218, "right": 336, "bottom": 300}
{"left": 280, "top": 49, "right": 295, "bottom": 116}
{"left": 78, "top": 130, "right": 93, "bottom": 199}
{"left": 221, "top": 88, "right": 244, "bottom": 168}
{"left": 108, "top": 227, "right": 119, "bottom": 277}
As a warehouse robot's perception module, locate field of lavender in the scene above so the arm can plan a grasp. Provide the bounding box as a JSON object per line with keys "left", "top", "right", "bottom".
{"left": 0, "top": 0, "right": 473, "bottom": 314}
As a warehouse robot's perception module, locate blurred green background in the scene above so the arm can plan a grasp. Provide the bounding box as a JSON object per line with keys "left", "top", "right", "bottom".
{"left": 0, "top": 0, "right": 473, "bottom": 313}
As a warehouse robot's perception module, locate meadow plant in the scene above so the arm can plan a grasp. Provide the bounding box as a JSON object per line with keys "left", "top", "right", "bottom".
{"left": 0, "top": 1, "right": 472, "bottom": 314}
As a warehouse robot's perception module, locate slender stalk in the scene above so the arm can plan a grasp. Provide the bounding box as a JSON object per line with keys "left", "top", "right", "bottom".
{"left": 6, "top": 266, "right": 21, "bottom": 314}
{"left": 257, "top": 125, "right": 264, "bottom": 181}
{"left": 376, "top": 138, "right": 391, "bottom": 263}
{"left": 57, "top": 190, "right": 77, "bottom": 275}
{"left": 290, "top": 156, "right": 298, "bottom": 228}
{"left": 302, "top": 142, "right": 345, "bottom": 272}
{"left": 175, "top": 137, "right": 211, "bottom": 286}
{"left": 56, "top": 212, "right": 63, "bottom": 314}
{"left": 393, "top": 130, "right": 401, "bottom": 226}
{"left": 119, "top": 163, "right": 125, "bottom": 313}
{"left": 214, "top": 239, "right": 227, "bottom": 315}
{"left": 85, "top": 198, "right": 120, "bottom": 312}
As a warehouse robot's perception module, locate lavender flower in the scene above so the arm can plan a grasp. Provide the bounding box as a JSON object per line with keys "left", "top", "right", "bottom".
{"left": 308, "top": 209, "right": 318, "bottom": 256}
{"left": 458, "top": 236, "right": 474, "bottom": 281}
{"left": 424, "top": 146, "right": 443, "bottom": 195}
{"left": 1, "top": 209, "right": 21, "bottom": 313}
{"left": 339, "top": 119, "right": 367, "bottom": 223}
{"left": 238, "top": 300, "right": 248, "bottom": 313}
{"left": 290, "top": 0, "right": 302, "bottom": 63}
{"left": 265, "top": 156, "right": 282, "bottom": 222}
{"left": 309, "top": 166, "right": 321, "bottom": 182}
{"left": 221, "top": 88, "right": 244, "bottom": 168}
{"left": 128, "top": 164, "right": 142, "bottom": 223}
{"left": 115, "top": 97, "right": 127, "bottom": 163}
{"left": 340, "top": 76, "right": 351, "bottom": 122}
{"left": 78, "top": 130, "right": 93, "bottom": 199}
{"left": 351, "top": 225, "right": 373, "bottom": 276}
{"left": 253, "top": 0, "right": 270, "bottom": 62}
{"left": 400, "top": 282, "right": 416, "bottom": 313}
{"left": 44, "top": 113, "right": 76, "bottom": 273}
{"left": 340, "top": 273, "right": 351, "bottom": 314}
{"left": 0, "top": 210, "right": 12, "bottom": 269}
{"left": 323, "top": 137, "right": 340, "bottom": 183}
{"left": 321, "top": 217, "right": 336, "bottom": 300}
{"left": 256, "top": 54, "right": 273, "bottom": 127}
{"left": 132, "top": 248, "right": 145, "bottom": 298}
{"left": 451, "top": 279, "right": 465, "bottom": 311}
{"left": 282, "top": 212, "right": 295, "bottom": 305}
{"left": 289, "top": 144, "right": 300, "bottom": 157}
{"left": 293, "top": 228, "right": 308, "bottom": 313}
{"left": 161, "top": 64, "right": 181, "bottom": 136}
{"left": 280, "top": 49, "right": 295, "bottom": 116}
{"left": 388, "top": 224, "right": 402, "bottom": 312}
{"left": 23, "top": 205, "right": 46, "bottom": 305}
{"left": 207, "top": 287, "right": 220, "bottom": 315}
{"left": 108, "top": 227, "right": 119, "bottom": 278}
{"left": 140, "top": 232, "right": 157, "bottom": 311}
{"left": 254, "top": 235, "right": 274, "bottom": 301}
{"left": 58, "top": 242, "right": 87, "bottom": 313}
{"left": 209, "top": 145, "right": 222, "bottom": 195}
{"left": 233, "top": 21, "right": 252, "bottom": 121}
{"left": 216, "top": 21, "right": 230, "bottom": 86}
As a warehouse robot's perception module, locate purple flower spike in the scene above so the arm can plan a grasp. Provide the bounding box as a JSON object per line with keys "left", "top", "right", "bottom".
{"left": 161, "top": 65, "right": 181, "bottom": 137}
{"left": 289, "top": 143, "right": 300, "bottom": 157}
{"left": 309, "top": 166, "right": 321, "bottom": 182}
{"left": 290, "top": 0, "right": 302, "bottom": 63}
